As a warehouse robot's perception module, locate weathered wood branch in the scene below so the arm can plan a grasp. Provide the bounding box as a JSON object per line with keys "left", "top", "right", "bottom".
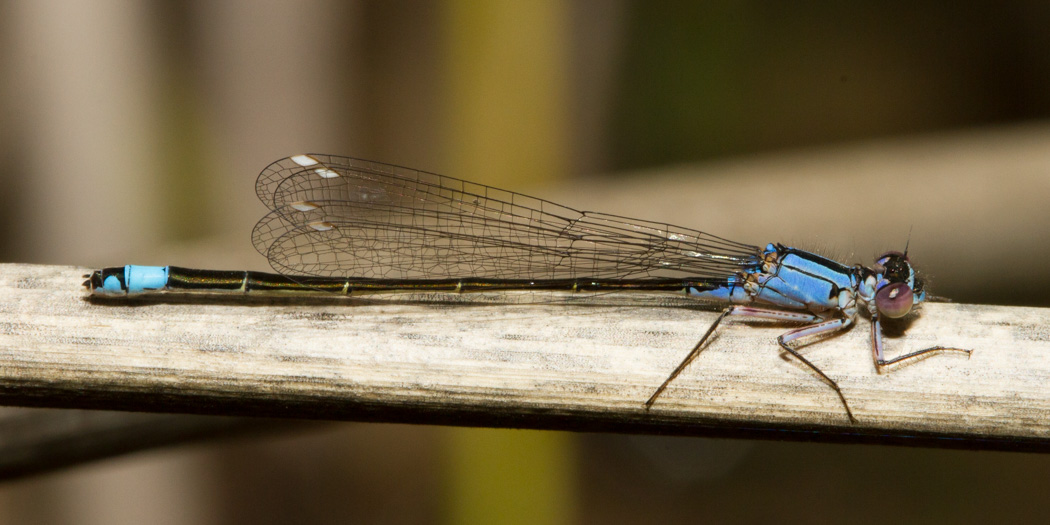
{"left": 0, "top": 263, "right": 1047, "bottom": 452}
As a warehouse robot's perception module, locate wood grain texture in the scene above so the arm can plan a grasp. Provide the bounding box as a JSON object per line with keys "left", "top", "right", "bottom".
{"left": 1, "top": 263, "right": 1047, "bottom": 451}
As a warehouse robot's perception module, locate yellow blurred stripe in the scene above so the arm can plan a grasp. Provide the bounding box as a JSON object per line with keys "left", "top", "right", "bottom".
{"left": 444, "top": 428, "right": 576, "bottom": 525}
{"left": 441, "top": 2, "right": 575, "bottom": 524}
{"left": 444, "top": 0, "right": 569, "bottom": 187}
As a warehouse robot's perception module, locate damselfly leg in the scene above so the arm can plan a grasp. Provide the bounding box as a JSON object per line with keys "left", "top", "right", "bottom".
{"left": 646, "top": 306, "right": 860, "bottom": 421}
{"left": 870, "top": 313, "right": 972, "bottom": 368}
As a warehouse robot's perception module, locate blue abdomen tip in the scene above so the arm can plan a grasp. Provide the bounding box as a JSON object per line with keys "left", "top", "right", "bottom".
{"left": 125, "top": 265, "right": 169, "bottom": 293}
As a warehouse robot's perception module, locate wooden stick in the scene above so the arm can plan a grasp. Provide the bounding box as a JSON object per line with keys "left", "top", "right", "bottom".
{"left": 1, "top": 263, "right": 1046, "bottom": 451}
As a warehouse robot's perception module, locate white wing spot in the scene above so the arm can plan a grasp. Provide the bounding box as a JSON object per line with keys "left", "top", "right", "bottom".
{"left": 308, "top": 221, "right": 336, "bottom": 231}
{"left": 315, "top": 168, "right": 340, "bottom": 179}
{"left": 291, "top": 201, "right": 320, "bottom": 211}
{"left": 291, "top": 155, "right": 319, "bottom": 167}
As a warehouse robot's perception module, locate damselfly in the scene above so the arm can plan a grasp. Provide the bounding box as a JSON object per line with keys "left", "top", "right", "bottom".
{"left": 85, "top": 154, "right": 971, "bottom": 422}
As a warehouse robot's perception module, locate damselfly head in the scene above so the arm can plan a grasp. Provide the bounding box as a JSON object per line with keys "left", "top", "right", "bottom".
{"left": 872, "top": 251, "right": 924, "bottom": 318}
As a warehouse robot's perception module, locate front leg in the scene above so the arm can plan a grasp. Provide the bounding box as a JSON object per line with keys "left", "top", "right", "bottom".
{"left": 870, "top": 312, "right": 972, "bottom": 369}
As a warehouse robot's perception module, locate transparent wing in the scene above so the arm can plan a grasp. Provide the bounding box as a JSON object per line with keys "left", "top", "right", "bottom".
{"left": 252, "top": 154, "right": 761, "bottom": 280}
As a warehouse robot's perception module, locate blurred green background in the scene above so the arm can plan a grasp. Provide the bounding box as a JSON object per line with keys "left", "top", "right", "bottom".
{"left": 1, "top": 1, "right": 1050, "bottom": 523}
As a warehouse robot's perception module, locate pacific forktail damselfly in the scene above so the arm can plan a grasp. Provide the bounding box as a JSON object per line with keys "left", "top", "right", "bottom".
{"left": 85, "top": 154, "right": 971, "bottom": 422}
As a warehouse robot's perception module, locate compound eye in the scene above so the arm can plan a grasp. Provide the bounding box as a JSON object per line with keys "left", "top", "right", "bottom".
{"left": 875, "top": 282, "right": 914, "bottom": 318}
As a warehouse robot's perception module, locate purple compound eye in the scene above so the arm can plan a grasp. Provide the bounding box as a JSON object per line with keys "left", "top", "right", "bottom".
{"left": 875, "top": 282, "right": 914, "bottom": 318}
